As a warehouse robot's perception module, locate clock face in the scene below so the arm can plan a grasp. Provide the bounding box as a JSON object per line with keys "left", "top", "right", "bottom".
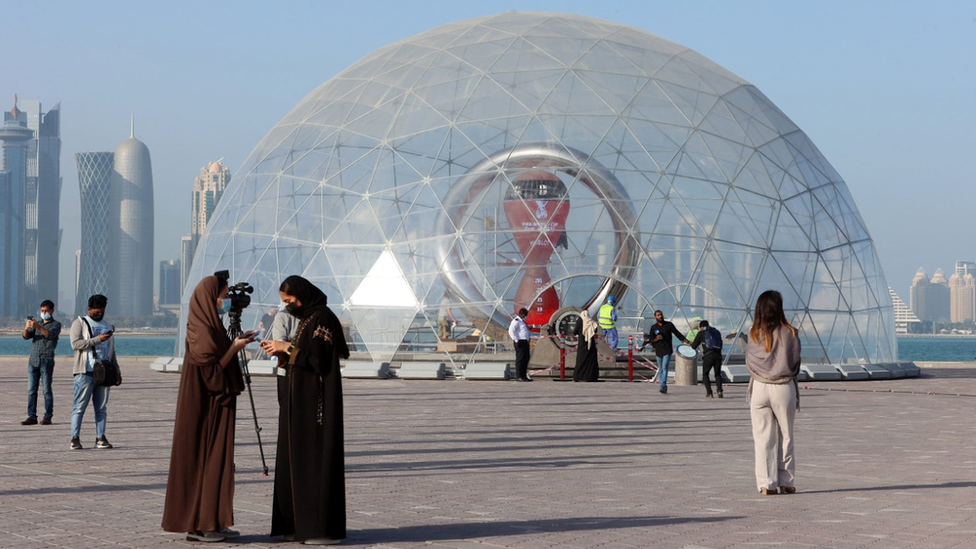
{"left": 555, "top": 310, "right": 582, "bottom": 346}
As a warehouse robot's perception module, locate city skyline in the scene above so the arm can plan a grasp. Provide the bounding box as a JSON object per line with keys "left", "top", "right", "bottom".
{"left": 2, "top": 1, "right": 973, "bottom": 307}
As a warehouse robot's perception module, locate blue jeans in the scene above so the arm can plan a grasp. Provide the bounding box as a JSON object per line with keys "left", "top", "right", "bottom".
{"left": 27, "top": 358, "right": 55, "bottom": 419}
{"left": 71, "top": 374, "right": 110, "bottom": 439}
{"left": 657, "top": 353, "right": 672, "bottom": 389}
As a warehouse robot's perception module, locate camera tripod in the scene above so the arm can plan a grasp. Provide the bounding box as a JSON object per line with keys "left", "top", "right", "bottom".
{"left": 227, "top": 309, "right": 269, "bottom": 476}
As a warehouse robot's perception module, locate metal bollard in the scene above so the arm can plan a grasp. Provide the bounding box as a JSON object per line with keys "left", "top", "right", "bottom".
{"left": 559, "top": 335, "right": 566, "bottom": 381}
{"left": 628, "top": 334, "right": 634, "bottom": 382}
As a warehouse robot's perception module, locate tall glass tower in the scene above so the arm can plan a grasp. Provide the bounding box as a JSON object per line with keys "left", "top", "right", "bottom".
{"left": 0, "top": 100, "right": 34, "bottom": 316}
{"left": 109, "top": 119, "right": 154, "bottom": 317}
{"left": 75, "top": 151, "right": 114, "bottom": 316}
{"left": 5, "top": 98, "right": 61, "bottom": 309}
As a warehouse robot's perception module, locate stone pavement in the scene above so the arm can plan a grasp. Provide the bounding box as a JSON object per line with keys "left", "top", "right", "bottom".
{"left": 2, "top": 355, "right": 976, "bottom": 548}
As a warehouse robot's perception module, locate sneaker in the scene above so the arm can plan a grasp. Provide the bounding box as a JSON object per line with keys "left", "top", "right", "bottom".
{"left": 659, "top": 386, "right": 667, "bottom": 394}
{"left": 95, "top": 436, "right": 113, "bottom": 449}
{"left": 70, "top": 437, "right": 83, "bottom": 450}
{"left": 186, "top": 531, "right": 225, "bottom": 542}
{"left": 219, "top": 527, "right": 240, "bottom": 537}
{"left": 21, "top": 417, "right": 38, "bottom": 426}
{"left": 303, "top": 538, "right": 342, "bottom": 545}
{"left": 717, "top": 392, "right": 724, "bottom": 398}
{"left": 40, "top": 417, "right": 52, "bottom": 425}
{"left": 705, "top": 393, "right": 713, "bottom": 398}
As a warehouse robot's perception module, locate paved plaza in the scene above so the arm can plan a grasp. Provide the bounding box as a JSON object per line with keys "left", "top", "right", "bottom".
{"left": 2, "top": 355, "right": 976, "bottom": 548}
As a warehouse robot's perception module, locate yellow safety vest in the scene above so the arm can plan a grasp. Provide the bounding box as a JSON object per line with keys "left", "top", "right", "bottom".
{"left": 598, "top": 304, "right": 616, "bottom": 329}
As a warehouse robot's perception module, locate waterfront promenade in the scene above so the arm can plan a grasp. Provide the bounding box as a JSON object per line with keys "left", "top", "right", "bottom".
{"left": 2, "top": 356, "right": 975, "bottom": 548}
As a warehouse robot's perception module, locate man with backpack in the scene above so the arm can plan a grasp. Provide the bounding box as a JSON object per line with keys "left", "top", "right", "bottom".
{"left": 690, "top": 319, "right": 724, "bottom": 398}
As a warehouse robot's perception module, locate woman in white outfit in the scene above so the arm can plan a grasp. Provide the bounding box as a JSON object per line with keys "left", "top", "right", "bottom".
{"left": 745, "top": 290, "right": 801, "bottom": 495}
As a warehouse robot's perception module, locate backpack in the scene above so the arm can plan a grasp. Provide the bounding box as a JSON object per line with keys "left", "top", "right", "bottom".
{"left": 702, "top": 327, "right": 723, "bottom": 351}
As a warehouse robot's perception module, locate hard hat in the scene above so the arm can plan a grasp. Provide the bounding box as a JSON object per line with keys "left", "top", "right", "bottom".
{"left": 607, "top": 296, "right": 616, "bottom": 303}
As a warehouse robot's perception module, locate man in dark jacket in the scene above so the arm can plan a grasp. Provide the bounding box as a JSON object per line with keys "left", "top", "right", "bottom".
{"left": 22, "top": 300, "right": 61, "bottom": 425}
{"left": 690, "top": 319, "right": 724, "bottom": 398}
{"left": 640, "top": 310, "right": 688, "bottom": 394}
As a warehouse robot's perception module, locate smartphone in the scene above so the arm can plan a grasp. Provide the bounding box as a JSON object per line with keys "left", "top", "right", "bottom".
{"left": 104, "top": 330, "right": 115, "bottom": 336}
{"left": 27, "top": 316, "right": 33, "bottom": 321}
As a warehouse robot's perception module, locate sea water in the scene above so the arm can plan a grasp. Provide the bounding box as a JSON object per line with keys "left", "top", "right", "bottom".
{"left": 0, "top": 336, "right": 178, "bottom": 357}
{"left": 0, "top": 335, "right": 973, "bottom": 361}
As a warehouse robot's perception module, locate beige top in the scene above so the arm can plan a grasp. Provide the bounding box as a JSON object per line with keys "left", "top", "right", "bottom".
{"left": 745, "top": 325, "right": 801, "bottom": 384}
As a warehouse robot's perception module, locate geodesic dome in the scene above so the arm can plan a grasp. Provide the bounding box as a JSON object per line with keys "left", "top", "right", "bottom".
{"left": 181, "top": 11, "right": 895, "bottom": 365}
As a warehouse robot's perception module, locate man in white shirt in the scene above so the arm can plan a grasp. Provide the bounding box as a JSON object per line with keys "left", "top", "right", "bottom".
{"left": 508, "top": 308, "right": 532, "bottom": 381}
{"left": 68, "top": 294, "right": 121, "bottom": 450}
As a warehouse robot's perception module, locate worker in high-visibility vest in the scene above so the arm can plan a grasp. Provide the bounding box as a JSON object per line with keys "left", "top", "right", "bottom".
{"left": 597, "top": 296, "right": 619, "bottom": 352}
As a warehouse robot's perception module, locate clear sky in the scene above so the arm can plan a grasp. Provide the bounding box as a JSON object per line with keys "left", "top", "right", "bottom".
{"left": 2, "top": 0, "right": 973, "bottom": 308}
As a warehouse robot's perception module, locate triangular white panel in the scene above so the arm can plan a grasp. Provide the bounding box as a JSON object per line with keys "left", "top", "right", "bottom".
{"left": 349, "top": 250, "right": 420, "bottom": 308}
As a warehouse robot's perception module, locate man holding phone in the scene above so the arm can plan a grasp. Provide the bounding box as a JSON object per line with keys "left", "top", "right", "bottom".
{"left": 68, "top": 294, "right": 121, "bottom": 450}
{"left": 21, "top": 300, "right": 61, "bottom": 425}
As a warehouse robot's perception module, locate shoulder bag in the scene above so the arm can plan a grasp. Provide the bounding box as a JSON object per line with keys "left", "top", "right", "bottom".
{"left": 81, "top": 317, "right": 120, "bottom": 387}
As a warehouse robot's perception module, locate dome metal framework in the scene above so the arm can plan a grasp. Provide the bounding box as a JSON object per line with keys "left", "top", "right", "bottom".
{"left": 181, "top": 12, "right": 895, "bottom": 365}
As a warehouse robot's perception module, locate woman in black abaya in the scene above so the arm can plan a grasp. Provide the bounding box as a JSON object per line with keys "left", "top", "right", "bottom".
{"left": 573, "top": 309, "right": 600, "bottom": 382}
{"left": 260, "top": 276, "right": 349, "bottom": 545}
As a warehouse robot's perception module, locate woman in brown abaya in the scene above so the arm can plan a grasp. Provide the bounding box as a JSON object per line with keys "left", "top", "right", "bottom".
{"left": 161, "top": 275, "right": 257, "bottom": 542}
{"left": 260, "top": 275, "right": 349, "bottom": 545}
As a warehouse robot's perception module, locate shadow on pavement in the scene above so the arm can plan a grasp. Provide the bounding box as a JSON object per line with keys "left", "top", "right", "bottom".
{"left": 802, "top": 480, "right": 976, "bottom": 494}
{"left": 349, "top": 514, "right": 742, "bottom": 544}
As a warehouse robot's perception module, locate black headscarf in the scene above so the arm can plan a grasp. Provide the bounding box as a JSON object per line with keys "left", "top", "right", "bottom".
{"left": 280, "top": 275, "right": 350, "bottom": 360}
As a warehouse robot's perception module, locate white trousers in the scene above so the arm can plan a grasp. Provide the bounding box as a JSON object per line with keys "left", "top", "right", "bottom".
{"left": 750, "top": 380, "right": 796, "bottom": 491}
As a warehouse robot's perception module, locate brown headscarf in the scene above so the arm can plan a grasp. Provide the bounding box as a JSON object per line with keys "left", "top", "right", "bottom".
{"left": 184, "top": 276, "right": 242, "bottom": 395}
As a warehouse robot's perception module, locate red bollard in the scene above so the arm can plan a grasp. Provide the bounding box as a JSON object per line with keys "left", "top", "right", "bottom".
{"left": 628, "top": 334, "right": 634, "bottom": 382}
{"left": 559, "top": 335, "right": 566, "bottom": 381}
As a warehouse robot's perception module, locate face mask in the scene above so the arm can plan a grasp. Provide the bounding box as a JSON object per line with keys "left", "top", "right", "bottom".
{"left": 218, "top": 298, "right": 231, "bottom": 315}
{"left": 90, "top": 312, "right": 104, "bottom": 322}
{"left": 285, "top": 303, "right": 303, "bottom": 317}
{"left": 40, "top": 312, "right": 52, "bottom": 321}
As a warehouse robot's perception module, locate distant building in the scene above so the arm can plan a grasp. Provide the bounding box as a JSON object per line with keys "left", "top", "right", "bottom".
{"left": 185, "top": 160, "right": 230, "bottom": 283}
{"left": 192, "top": 160, "right": 230, "bottom": 251}
{"left": 73, "top": 249, "right": 80, "bottom": 311}
{"left": 109, "top": 117, "right": 154, "bottom": 317}
{"left": 180, "top": 235, "right": 193, "bottom": 293}
{"left": 888, "top": 286, "right": 920, "bottom": 334}
{"left": 949, "top": 261, "right": 976, "bottom": 323}
{"left": 159, "top": 259, "right": 181, "bottom": 305}
{"left": 0, "top": 99, "right": 33, "bottom": 317}
{"left": 75, "top": 151, "right": 114, "bottom": 316}
{"left": 5, "top": 97, "right": 62, "bottom": 312}
{"left": 910, "top": 267, "right": 950, "bottom": 323}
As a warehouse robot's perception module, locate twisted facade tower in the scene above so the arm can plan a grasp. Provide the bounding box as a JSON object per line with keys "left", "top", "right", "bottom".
{"left": 75, "top": 151, "right": 114, "bottom": 315}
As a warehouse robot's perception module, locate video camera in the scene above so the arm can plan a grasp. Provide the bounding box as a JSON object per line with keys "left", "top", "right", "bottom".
{"left": 214, "top": 270, "right": 254, "bottom": 314}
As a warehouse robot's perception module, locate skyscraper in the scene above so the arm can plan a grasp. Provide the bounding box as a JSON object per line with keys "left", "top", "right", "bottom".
{"left": 75, "top": 151, "right": 114, "bottom": 316}
{"left": 159, "top": 259, "right": 181, "bottom": 305}
{"left": 0, "top": 98, "right": 34, "bottom": 317}
{"left": 949, "top": 260, "right": 976, "bottom": 323}
{"left": 183, "top": 160, "right": 230, "bottom": 288}
{"left": 910, "top": 267, "right": 950, "bottom": 323}
{"left": 109, "top": 118, "right": 154, "bottom": 317}
{"left": 5, "top": 97, "right": 62, "bottom": 310}
{"left": 191, "top": 160, "right": 230, "bottom": 252}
